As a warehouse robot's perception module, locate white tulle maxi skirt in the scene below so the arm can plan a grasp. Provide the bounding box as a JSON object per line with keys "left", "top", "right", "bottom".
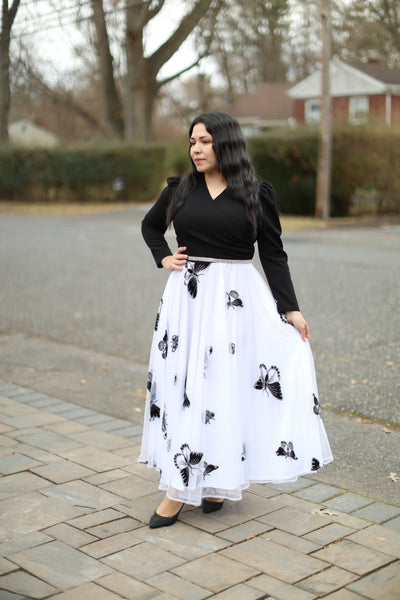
{"left": 138, "top": 258, "right": 333, "bottom": 506}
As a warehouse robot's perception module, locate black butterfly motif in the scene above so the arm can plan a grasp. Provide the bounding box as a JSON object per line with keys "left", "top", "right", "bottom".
{"left": 154, "top": 298, "right": 163, "bottom": 331}
{"left": 162, "top": 410, "right": 168, "bottom": 439}
{"left": 229, "top": 342, "right": 236, "bottom": 355}
{"left": 202, "top": 410, "right": 215, "bottom": 424}
{"left": 171, "top": 335, "right": 179, "bottom": 352}
{"left": 203, "top": 462, "right": 219, "bottom": 479}
{"left": 254, "top": 364, "right": 283, "bottom": 400}
{"left": 279, "top": 312, "right": 289, "bottom": 324}
{"left": 183, "top": 376, "right": 190, "bottom": 407}
{"left": 158, "top": 330, "right": 168, "bottom": 359}
{"left": 203, "top": 346, "right": 213, "bottom": 378}
{"left": 241, "top": 443, "right": 246, "bottom": 462}
{"left": 276, "top": 441, "right": 298, "bottom": 460}
{"left": 146, "top": 371, "right": 153, "bottom": 392}
{"left": 149, "top": 381, "right": 160, "bottom": 420}
{"left": 184, "top": 261, "right": 210, "bottom": 298}
{"left": 226, "top": 290, "right": 244, "bottom": 309}
{"left": 313, "top": 394, "right": 321, "bottom": 416}
{"left": 173, "top": 375, "right": 178, "bottom": 385}
{"left": 311, "top": 457, "right": 321, "bottom": 471}
{"left": 173, "top": 443, "right": 203, "bottom": 486}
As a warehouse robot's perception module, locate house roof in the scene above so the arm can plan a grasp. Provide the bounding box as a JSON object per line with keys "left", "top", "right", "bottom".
{"left": 287, "top": 57, "right": 400, "bottom": 99}
{"left": 231, "top": 83, "right": 293, "bottom": 121}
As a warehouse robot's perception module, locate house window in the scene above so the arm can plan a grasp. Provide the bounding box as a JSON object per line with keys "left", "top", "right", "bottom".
{"left": 349, "top": 96, "right": 369, "bottom": 124}
{"left": 305, "top": 99, "right": 321, "bottom": 124}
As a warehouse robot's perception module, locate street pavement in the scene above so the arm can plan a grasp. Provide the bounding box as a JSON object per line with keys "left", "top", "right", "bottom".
{"left": 0, "top": 208, "right": 399, "bottom": 598}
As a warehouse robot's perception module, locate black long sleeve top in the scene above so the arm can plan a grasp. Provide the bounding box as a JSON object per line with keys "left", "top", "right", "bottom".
{"left": 141, "top": 176, "right": 299, "bottom": 313}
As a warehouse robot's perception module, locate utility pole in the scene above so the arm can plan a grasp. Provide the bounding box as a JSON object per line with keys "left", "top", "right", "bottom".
{"left": 315, "top": 0, "right": 332, "bottom": 221}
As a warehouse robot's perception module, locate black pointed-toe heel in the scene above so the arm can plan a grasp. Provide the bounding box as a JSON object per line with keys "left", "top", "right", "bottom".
{"left": 202, "top": 499, "right": 224, "bottom": 514}
{"left": 149, "top": 504, "right": 183, "bottom": 529}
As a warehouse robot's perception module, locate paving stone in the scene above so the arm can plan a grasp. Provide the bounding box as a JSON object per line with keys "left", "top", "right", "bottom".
{"left": 297, "top": 566, "right": 357, "bottom": 596}
{"left": 0, "top": 411, "right": 65, "bottom": 429}
{"left": 178, "top": 509, "right": 229, "bottom": 533}
{"left": 84, "top": 469, "right": 132, "bottom": 486}
{"left": 303, "top": 523, "right": 355, "bottom": 545}
{"left": 45, "top": 421, "right": 89, "bottom": 435}
{"left": 0, "top": 556, "right": 19, "bottom": 575}
{"left": 171, "top": 553, "right": 260, "bottom": 593}
{"left": 386, "top": 515, "right": 400, "bottom": 531}
{"left": 323, "top": 493, "right": 374, "bottom": 513}
{"left": 80, "top": 530, "right": 144, "bottom": 559}
{"left": 45, "top": 581, "right": 125, "bottom": 599}
{"left": 31, "top": 458, "right": 95, "bottom": 483}
{"left": 41, "top": 480, "right": 125, "bottom": 510}
{"left": 86, "top": 516, "right": 143, "bottom": 538}
{"left": 15, "top": 430, "right": 83, "bottom": 453}
{"left": 0, "top": 491, "right": 88, "bottom": 537}
{"left": 42, "top": 523, "right": 98, "bottom": 548}
{"left": 10, "top": 540, "right": 113, "bottom": 590}
{"left": 14, "top": 443, "right": 64, "bottom": 464}
{"left": 0, "top": 424, "right": 13, "bottom": 434}
{"left": 347, "top": 523, "right": 400, "bottom": 557}
{"left": 262, "top": 528, "right": 321, "bottom": 554}
{"left": 101, "top": 541, "right": 185, "bottom": 580}
{"left": 6, "top": 426, "right": 43, "bottom": 439}
{"left": 135, "top": 520, "right": 230, "bottom": 560}
{"left": 59, "top": 446, "right": 131, "bottom": 472}
{"left": 29, "top": 397, "right": 62, "bottom": 409}
{"left": 73, "top": 414, "right": 114, "bottom": 426}
{"left": 96, "top": 572, "right": 160, "bottom": 600}
{"left": 112, "top": 491, "right": 164, "bottom": 523}
{"left": 44, "top": 401, "right": 81, "bottom": 414}
{"left": 67, "top": 508, "right": 125, "bottom": 530}
{"left": 196, "top": 491, "right": 284, "bottom": 528}
{"left": 351, "top": 502, "right": 400, "bottom": 523}
{"left": 0, "top": 435, "right": 19, "bottom": 448}
{"left": 311, "top": 539, "right": 393, "bottom": 575}
{"left": 217, "top": 520, "right": 273, "bottom": 543}
{"left": 0, "top": 471, "right": 51, "bottom": 497}
{"left": 221, "top": 537, "right": 326, "bottom": 584}
{"left": 0, "top": 591, "right": 25, "bottom": 599}
{"left": 0, "top": 570, "right": 57, "bottom": 598}
{"left": 100, "top": 475, "right": 157, "bottom": 500}
{"left": 68, "top": 429, "right": 132, "bottom": 451}
{"left": 146, "top": 571, "right": 212, "bottom": 600}
{"left": 293, "top": 483, "right": 344, "bottom": 503}
{"left": 94, "top": 419, "right": 134, "bottom": 432}
{"left": 347, "top": 561, "right": 400, "bottom": 600}
{"left": 0, "top": 398, "right": 36, "bottom": 416}
{"left": 257, "top": 505, "right": 332, "bottom": 536}
{"left": 322, "top": 590, "right": 366, "bottom": 600}
{"left": 247, "top": 573, "right": 318, "bottom": 599}
{"left": 111, "top": 426, "right": 142, "bottom": 438}
{"left": 240, "top": 483, "right": 281, "bottom": 499}
{"left": 55, "top": 408, "right": 97, "bottom": 420}
{"left": 272, "top": 477, "right": 316, "bottom": 493}
{"left": 0, "top": 452, "right": 42, "bottom": 475}
{"left": 209, "top": 583, "right": 265, "bottom": 599}
{"left": 0, "top": 532, "right": 51, "bottom": 558}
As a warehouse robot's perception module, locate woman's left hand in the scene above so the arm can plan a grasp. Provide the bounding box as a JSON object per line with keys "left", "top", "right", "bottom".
{"left": 285, "top": 311, "right": 310, "bottom": 341}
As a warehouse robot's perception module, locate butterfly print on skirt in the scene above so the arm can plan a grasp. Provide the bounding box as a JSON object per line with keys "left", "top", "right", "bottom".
{"left": 313, "top": 394, "right": 321, "bottom": 415}
{"left": 174, "top": 443, "right": 203, "bottom": 486}
{"left": 162, "top": 410, "right": 168, "bottom": 439}
{"left": 311, "top": 457, "right": 321, "bottom": 471}
{"left": 203, "top": 346, "right": 213, "bottom": 378}
{"left": 184, "top": 261, "right": 210, "bottom": 298}
{"left": 226, "top": 290, "right": 244, "bottom": 309}
{"left": 146, "top": 371, "right": 153, "bottom": 392}
{"left": 202, "top": 410, "right": 215, "bottom": 424}
{"left": 229, "top": 342, "right": 236, "bottom": 355}
{"left": 171, "top": 335, "right": 179, "bottom": 352}
{"left": 276, "top": 441, "right": 298, "bottom": 460}
{"left": 158, "top": 330, "right": 168, "bottom": 359}
{"left": 154, "top": 298, "right": 163, "bottom": 331}
{"left": 203, "top": 462, "right": 219, "bottom": 479}
{"left": 254, "top": 364, "right": 283, "bottom": 400}
{"left": 183, "top": 376, "right": 190, "bottom": 408}
{"left": 241, "top": 443, "right": 246, "bottom": 462}
{"left": 149, "top": 381, "right": 160, "bottom": 420}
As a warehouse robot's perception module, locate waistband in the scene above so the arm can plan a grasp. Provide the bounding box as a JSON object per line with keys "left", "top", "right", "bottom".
{"left": 189, "top": 256, "right": 252, "bottom": 264}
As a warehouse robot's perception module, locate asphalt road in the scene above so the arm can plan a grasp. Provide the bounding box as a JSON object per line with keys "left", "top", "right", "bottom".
{"left": 0, "top": 208, "right": 399, "bottom": 503}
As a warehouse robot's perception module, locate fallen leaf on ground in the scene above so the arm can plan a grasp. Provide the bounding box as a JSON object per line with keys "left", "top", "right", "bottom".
{"left": 387, "top": 473, "right": 399, "bottom": 482}
{"left": 136, "top": 389, "right": 146, "bottom": 399}
{"left": 311, "top": 507, "right": 339, "bottom": 517}
{"left": 386, "top": 361, "right": 394, "bottom": 366}
{"left": 377, "top": 537, "right": 386, "bottom": 543}
{"left": 382, "top": 428, "right": 392, "bottom": 434}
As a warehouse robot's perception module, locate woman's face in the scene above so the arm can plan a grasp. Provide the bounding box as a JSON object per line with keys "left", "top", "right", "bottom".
{"left": 190, "top": 122, "right": 219, "bottom": 175}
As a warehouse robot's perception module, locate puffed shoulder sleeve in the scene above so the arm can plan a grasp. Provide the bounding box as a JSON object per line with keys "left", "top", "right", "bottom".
{"left": 141, "top": 177, "right": 181, "bottom": 268}
{"left": 257, "top": 181, "right": 299, "bottom": 313}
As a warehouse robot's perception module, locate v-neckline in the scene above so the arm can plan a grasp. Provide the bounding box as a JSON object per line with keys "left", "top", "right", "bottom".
{"left": 204, "top": 179, "right": 227, "bottom": 201}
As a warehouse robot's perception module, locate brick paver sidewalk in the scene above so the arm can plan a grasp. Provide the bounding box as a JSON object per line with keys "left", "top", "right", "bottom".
{"left": 0, "top": 381, "right": 399, "bottom": 600}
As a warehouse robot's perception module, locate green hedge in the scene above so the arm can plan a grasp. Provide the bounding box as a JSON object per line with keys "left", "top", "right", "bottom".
{"left": 0, "top": 145, "right": 167, "bottom": 203}
{"left": 248, "top": 128, "right": 400, "bottom": 216}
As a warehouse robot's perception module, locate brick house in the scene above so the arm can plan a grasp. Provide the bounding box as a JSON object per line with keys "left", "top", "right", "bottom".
{"left": 287, "top": 57, "right": 400, "bottom": 126}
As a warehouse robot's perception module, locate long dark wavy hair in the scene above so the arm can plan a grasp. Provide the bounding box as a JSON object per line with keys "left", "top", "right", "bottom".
{"left": 166, "top": 112, "right": 262, "bottom": 238}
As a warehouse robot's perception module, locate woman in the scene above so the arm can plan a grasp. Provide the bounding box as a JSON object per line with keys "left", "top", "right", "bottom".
{"left": 139, "top": 112, "right": 332, "bottom": 529}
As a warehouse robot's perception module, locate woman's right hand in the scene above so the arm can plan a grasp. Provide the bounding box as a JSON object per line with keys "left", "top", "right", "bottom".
{"left": 161, "top": 247, "right": 188, "bottom": 271}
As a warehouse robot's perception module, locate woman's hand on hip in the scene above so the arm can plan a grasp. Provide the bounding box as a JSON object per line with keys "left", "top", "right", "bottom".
{"left": 161, "top": 247, "right": 188, "bottom": 271}
{"left": 285, "top": 310, "right": 310, "bottom": 341}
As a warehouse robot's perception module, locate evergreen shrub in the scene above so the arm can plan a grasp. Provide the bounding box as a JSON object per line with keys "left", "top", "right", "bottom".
{"left": 0, "top": 145, "right": 166, "bottom": 203}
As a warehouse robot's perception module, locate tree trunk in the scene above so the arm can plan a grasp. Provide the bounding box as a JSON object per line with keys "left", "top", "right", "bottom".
{"left": 90, "top": 0, "right": 124, "bottom": 140}
{"left": 0, "top": 0, "right": 21, "bottom": 147}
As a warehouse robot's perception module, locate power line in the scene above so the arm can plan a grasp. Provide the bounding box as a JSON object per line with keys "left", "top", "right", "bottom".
{"left": 12, "top": 0, "right": 150, "bottom": 40}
